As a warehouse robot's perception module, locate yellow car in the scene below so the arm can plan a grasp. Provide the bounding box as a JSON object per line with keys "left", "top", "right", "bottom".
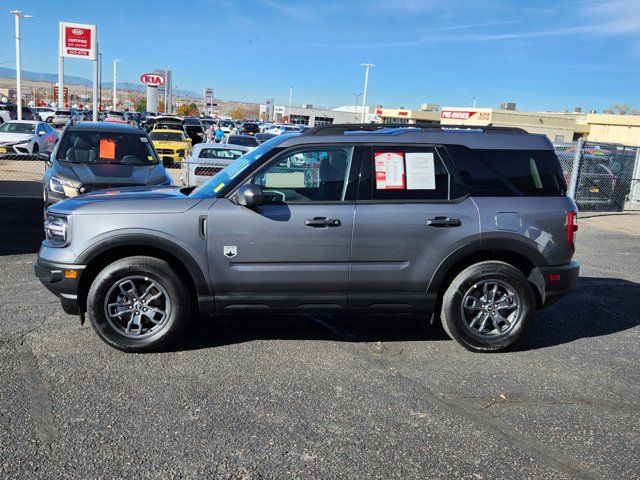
{"left": 149, "top": 129, "right": 191, "bottom": 164}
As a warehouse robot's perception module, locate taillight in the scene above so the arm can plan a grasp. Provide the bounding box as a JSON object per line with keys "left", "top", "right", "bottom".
{"left": 566, "top": 211, "right": 578, "bottom": 250}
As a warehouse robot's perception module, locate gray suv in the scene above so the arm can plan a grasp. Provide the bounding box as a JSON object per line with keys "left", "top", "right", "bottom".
{"left": 35, "top": 124, "right": 579, "bottom": 353}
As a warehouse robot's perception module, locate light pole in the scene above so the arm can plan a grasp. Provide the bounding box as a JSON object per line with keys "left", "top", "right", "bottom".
{"left": 360, "top": 63, "right": 374, "bottom": 123}
{"left": 113, "top": 58, "right": 120, "bottom": 110}
{"left": 164, "top": 65, "right": 170, "bottom": 114}
{"left": 352, "top": 92, "right": 361, "bottom": 122}
{"left": 472, "top": 96, "right": 477, "bottom": 108}
{"left": 10, "top": 10, "right": 33, "bottom": 120}
{"left": 288, "top": 86, "right": 293, "bottom": 123}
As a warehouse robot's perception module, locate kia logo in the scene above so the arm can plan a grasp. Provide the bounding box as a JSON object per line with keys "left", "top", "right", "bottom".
{"left": 72, "top": 28, "right": 84, "bottom": 35}
{"left": 140, "top": 73, "right": 165, "bottom": 86}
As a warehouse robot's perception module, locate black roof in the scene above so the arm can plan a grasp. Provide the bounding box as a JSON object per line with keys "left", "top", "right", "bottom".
{"left": 66, "top": 122, "right": 144, "bottom": 134}
{"left": 279, "top": 123, "right": 553, "bottom": 151}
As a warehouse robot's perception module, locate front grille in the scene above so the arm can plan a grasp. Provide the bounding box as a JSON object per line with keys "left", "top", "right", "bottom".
{"left": 194, "top": 166, "right": 223, "bottom": 177}
{"left": 78, "top": 183, "right": 144, "bottom": 194}
{"left": 156, "top": 149, "right": 174, "bottom": 154}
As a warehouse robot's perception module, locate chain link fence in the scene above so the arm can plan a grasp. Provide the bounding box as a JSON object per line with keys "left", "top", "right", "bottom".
{"left": 2, "top": 142, "right": 640, "bottom": 212}
{"left": 0, "top": 153, "right": 44, "bottom": 198}
{"left": 554, "top": 141, "right": 639, "bottom": 212}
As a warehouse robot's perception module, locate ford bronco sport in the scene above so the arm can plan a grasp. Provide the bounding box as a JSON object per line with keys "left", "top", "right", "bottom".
{"left": 35, "top": 124, "right": 579, "bottom": 353}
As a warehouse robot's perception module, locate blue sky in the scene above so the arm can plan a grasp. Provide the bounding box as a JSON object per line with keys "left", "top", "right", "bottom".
{"left": 1, "top": 0, "right": 639, "bottom": 111}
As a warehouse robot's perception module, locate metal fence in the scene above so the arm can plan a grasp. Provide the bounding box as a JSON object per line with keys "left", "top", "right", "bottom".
{"left": 554, "top": 140, "right": 639, "bottom": 211}
{"left": 2, "top": 142, "right": 640, "bottom": 212}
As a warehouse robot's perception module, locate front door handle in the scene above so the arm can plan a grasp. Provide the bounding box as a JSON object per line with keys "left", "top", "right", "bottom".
{"left": 426, "top": 216, "right": 461, "bottom": 227}
{"left": 305, "top": 217, "right": 341, "bottom": 228}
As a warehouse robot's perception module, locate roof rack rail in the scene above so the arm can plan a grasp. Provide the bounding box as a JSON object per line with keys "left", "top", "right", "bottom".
{"left": 300, "top": 123, "right": 527, "bottom": 136}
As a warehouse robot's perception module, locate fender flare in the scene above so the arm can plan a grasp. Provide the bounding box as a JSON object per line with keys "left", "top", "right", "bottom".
{"left": 426, "top": 238, "right": 548, "bottom": 295}
{"left": 76, "top": 233, "right": 211, "bottom": 301}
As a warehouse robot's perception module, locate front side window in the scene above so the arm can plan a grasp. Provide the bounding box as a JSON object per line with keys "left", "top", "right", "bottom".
{"left": 251, "top": 146, "right": 353, "bottom": 203}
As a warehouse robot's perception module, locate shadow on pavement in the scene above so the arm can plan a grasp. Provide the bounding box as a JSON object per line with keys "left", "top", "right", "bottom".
{"left": 517, "top": 276, "right": 640, "bottom": 351}
{"left": 0, "top": 197, "right": 43, "bottom": 256}
{"left": 174, "top": 276, "right": 640, "bottom": 352}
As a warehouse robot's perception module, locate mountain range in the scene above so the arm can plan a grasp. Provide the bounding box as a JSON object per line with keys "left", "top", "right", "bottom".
{"left": 0, "top": 67, "right": 201, "bottom": 98}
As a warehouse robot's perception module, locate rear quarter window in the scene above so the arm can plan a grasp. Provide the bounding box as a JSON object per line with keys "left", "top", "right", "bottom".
{"left": 445, "top": 146, "right": 566, "bottom": 197}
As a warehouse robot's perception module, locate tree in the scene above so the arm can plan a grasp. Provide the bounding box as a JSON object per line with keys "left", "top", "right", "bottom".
{"left": 604, "top": 103, "right": 640, "bottom": 115}
{"left": 134, "top": 97, "right": 146, "bottom": 112}
{"left": 176, "top": 102, "right": 199, "bottom": 116}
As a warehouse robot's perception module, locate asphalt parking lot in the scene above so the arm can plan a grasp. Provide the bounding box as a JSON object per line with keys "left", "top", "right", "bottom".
{"left": 1, "top": 199, "right": 639, "bottom": 479}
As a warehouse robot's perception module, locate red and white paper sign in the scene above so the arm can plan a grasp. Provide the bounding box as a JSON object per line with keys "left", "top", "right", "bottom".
{"left": 375, "top": 152, "right": 405, "bottom": 189}
{"left": 60, "top": 22, "right": 97, "bottom": 60}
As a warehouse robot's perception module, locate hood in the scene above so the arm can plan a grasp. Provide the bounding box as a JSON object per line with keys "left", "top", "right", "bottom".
{"left": 50, "top": 185, "right": 207, "bottom": 215}
{"left": 54, "top": 161, "right": 166, "bottom": 186}
{"left": 0, "top": 133, "right": 33, "bottom": 145}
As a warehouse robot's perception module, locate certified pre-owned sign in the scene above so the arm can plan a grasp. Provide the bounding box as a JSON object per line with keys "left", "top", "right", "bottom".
{"left": 60, "top": 22, "right": 97, "bottom": 60}
{"left": 140, "top": 73, "right": 165, "bottom": 87}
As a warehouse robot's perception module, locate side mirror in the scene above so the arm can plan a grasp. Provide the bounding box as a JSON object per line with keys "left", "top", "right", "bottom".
{"left": 38, "top": 131, "right": 46, "bottom": 136}
{"left": 162, "top": 156, "right": 174, "bottom": 168}
{"left": 235, "top": 184, "right": 263, "bottom": 208}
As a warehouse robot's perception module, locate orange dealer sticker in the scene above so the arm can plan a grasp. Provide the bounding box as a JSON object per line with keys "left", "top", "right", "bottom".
{"left": 99, "top": 138, "right": 116, "bottom": 160}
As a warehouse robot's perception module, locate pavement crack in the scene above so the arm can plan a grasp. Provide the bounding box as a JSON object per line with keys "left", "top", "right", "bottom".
{"left": 15, "top": 341, "right": 58, "bottom": 451}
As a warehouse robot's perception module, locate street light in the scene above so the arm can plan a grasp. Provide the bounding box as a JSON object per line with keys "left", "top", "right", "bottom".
{"left": 360, "top": 63, "right": 374, "bottom": 123}
{"left": 288, "top": 86, "right": 293, "bottom": 123}
{"left": 113, "top": 58, "right": 121, "bottom": 110}
{"left": 10, "top": 10, "right": 33, "bottom": 120}
{"left": 352, "top": 92, "right": 361, "bottom": 122}
{"left": 164, "top": 65, "right": 170, "bottom": 114}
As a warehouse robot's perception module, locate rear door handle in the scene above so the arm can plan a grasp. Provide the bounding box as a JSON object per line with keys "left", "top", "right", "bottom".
{"left": 305, "top": 217, "right": 341, "bottom": 228}
{"left": 426, "top": 216, "right": 461, "bottom": 227}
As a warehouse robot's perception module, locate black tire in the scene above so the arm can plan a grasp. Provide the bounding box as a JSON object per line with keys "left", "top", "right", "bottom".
{"left": 87, "top": 256, "right": 191, "bottom": 352}
{"left": 440, "top": 261, "right": 537, "bottom": 352}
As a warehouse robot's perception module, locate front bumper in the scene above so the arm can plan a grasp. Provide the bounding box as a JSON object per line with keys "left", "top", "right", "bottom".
{"left": 34, "top": 258, "right": 86, "bottom": 315}
{"left": 530, "top": 261, "right": 580, "bottom": 308}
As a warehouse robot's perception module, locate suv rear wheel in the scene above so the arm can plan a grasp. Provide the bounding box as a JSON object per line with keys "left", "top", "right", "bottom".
{"left": 440, "top": 261, "right": 536, "bottom": 352}
{"left": 87, "top": 256, "right": 190, "bottom": 352}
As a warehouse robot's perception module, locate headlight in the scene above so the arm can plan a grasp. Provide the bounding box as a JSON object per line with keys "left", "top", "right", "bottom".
{"left": 49, "top": 176, "right": 74, "bottom": 195}
{"left": 177, "top": 149, "right": 185, "bottom": 157}
{"left": 43, "top": 214, "right": 69, "bottom": 247}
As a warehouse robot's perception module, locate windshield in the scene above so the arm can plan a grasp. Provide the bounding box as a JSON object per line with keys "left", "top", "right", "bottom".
{"left": 199, "top": 148, "right": 245, "bottom": 159}
{"left": 149, "top": 132, "right": 183, "bottom": 142}
{"left": 55, "top": 110, "right": 70, "bottom": 116}
{"left": 218, "top": 120, "right": 233, "bottom": 128}
{"left": 190, "top": 140, "right": 281, "bottom": 198}
{"left": 0, "top": 122, "right": 35, "bottom": 134}
{"left": 227, "top": 135, "right": 259, "bottom": 147}
{"left": 56, "top": 131, "right": 159, "bottom": 165}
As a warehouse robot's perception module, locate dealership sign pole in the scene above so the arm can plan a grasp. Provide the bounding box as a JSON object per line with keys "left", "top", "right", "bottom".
{"left": 59, "top": 22, "right": 98, "bottom": 119}
{"left": 140, "top": 73, "right": 165, "bottom": 115}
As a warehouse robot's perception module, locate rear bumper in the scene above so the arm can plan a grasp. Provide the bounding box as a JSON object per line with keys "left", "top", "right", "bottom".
{"left": 34, "top": 258, "right": 85, "bottom": 315}
{"left": 531, "top": 261, "right": 580, "bottom": 308}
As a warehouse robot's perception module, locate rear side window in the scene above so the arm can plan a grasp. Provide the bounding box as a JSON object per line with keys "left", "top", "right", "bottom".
{"left": 359, "top": 146, "right": 451, "bottom": 201}
{"left": 446, "top": 146, "right": 566, "bottom": 197}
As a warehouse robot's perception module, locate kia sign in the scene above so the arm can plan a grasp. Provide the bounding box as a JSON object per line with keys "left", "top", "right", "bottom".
{"left": 59, "top": 22, "right": 97, "bottom": 60}
{"left": 140, "top": 73, "right": 165, "bottom": 87}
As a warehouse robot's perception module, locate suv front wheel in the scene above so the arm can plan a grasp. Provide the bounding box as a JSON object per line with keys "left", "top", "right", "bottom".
{"left": 87, "top": 256, "right": 190, "bottom": 352}
{"left": 440, "top": 261, "right": 536, "bottom": 352}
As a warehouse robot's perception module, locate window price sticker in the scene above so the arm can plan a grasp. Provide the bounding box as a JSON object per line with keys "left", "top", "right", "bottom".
{"left": 374, "top": 152, "right": 405, "bottom": 189}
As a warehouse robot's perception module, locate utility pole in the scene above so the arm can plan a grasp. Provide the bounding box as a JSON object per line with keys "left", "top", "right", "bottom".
{"left": 360, "top": 63, "right": 374, "bottom": 123}
{"left": 472, "top": 96, "right": 477, "bottom": 108}
{"left": 164, "top": 65, "right": 170, "bottom": 114}
{"left": 288, "top": 86, "right": 293, "bottom": 123}
{"left": 113, "top": 58, "right": 120, "bottom": 110}
{"left": 10, "top": 10, "right": 33, "bottom": 120}
{"left": 352, "top": 92, "right": 361, "bottom": 122}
